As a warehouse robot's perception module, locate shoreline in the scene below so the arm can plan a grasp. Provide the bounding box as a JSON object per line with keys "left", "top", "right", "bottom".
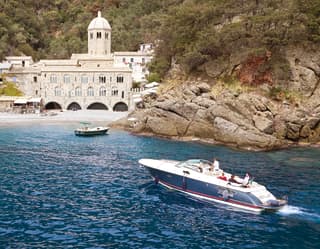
{"left": 0, "top": 110, "right": 129, "bottom": 126}
{"left": 2, "top": 111, "right": 319, "bottom": 151}
{"left": 127, "top": 130, "right": 320, "bottom": 152}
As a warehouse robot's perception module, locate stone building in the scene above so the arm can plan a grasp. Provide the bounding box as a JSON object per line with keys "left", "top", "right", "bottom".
{"left": 114, "top": 43, "right": 153, "bottom": 83}
{"left": 6, "top": 11, "right": 152, "bottom": 112}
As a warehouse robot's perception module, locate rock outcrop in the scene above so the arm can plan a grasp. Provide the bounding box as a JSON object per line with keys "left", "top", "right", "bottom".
{"left": 113, "top": 47, "right": 320, "bottom": 151}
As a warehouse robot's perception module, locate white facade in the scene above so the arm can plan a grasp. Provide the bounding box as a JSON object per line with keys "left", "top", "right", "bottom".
{"left": 6, "top": 56, "right": 33, "bottom": 68}
{"left": 6, "top": 12, "right": 136, "bottom": 112}
{"left": 114, "top": 44, "right": 153, "bottom": 83}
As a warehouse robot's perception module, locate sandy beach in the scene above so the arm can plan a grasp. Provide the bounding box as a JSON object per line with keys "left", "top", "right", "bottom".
{"left": 0, "top": 110, "right": 128, "bottom": 126}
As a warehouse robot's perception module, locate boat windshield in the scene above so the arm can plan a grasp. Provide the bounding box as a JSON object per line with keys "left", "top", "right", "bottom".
{"left": 176, "top": 159, "right": 212, "bottom": 171}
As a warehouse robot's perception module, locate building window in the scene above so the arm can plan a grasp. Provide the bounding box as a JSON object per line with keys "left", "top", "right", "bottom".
{"left": 99, "top": 75, "right": 106, "bottom": 83}
{"left": 33, "top": 76, "right": 37, "bottom": 83}
{"left": 97, "top": 32, "right": 101, "bottom": 39}
{"left": 54, "top": 87, "right": 61, "bottom": 96}
{"left": 142, "top": 58, "right": 145, "bottom": 64}
{"left": 35, "top": 90, "right": 38, "bottom": 95}
{"left": 130, "top": 58, "right": 134, "bottom": 63}
{"left": 111, "top": 88, "right": 118, "bottom": 96}
{"left": 90, "top": 33, "right": 93, "bottom": 39}
{"left": 122, "top": 58, "right": 126, "bottom": 63}
{"left": 99, "top": 87, "right": 106, "bottom": 96}
{"left": 121, "top": 91, "right": 124, "bottom": 98}
{"left": 75, "top": 87, "right": 82, "bottom": 96}
{"left": 63, "top": 74, "right": 70, "bottom": 84}
{"left": 50, "top": 74, "right": 57, "bottom": 83}
{"left": 117, "top": 75, "right": 124, "bottom": 83}
{"left": 87, "top": 87, "right": 94, "bottom": 96}
{"left": 105, "top": 32, "right": 109, "bottom": 39}
{"left": 81, "top": 75, "right": 88, "bottom": 84}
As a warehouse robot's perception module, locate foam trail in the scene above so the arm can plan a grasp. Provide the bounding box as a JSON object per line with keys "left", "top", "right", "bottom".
{"left": 278, "top": 205, "right": 304, "bottom": 216}
{"left": 278, "top": 205, "right": 320, "bottom": 223}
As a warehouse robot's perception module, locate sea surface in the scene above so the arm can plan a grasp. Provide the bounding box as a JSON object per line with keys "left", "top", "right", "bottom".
{"left": 0, "top": 124, "right": 319, "bottom": 249}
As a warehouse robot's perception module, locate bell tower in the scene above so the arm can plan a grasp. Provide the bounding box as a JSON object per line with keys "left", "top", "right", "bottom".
{"left": 87, "top": 11, "right": 111, "bottom": 56}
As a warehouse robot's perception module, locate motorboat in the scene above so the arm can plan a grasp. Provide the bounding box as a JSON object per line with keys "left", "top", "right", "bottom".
{"left": 74, "top": 122, "right": 109, "bottom": 136}
{"left": 74, "top": 126, "right": 109, "bottom": 136}
{"left": 139, "top": 158, "right": 288, "bottom": 212}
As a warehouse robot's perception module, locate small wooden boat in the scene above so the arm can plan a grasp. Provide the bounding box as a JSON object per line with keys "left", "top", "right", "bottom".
{"left": 74, "top": 122, "right": 109, "bottom": 136}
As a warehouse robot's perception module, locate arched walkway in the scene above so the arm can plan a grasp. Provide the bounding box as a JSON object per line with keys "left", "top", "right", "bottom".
{"left": 113, "top": 102, "right": 128, "bottom": 112}
{"left": 45, "top": 102, "right": 62, "bottom": 110}
{"left": 67, "top": 102, "right": 82, "bottom": 111}
{"left": 87, "top": 102, "right": 108, "bottom": 110}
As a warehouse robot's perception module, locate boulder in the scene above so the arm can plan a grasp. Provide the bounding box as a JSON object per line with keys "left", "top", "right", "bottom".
{"left": 191, "top": 96, "right": 216, "bottom": 108}
{"left": 208, "top": 104, "right": 253, "bottom": 128}
{"left": 212, "top": 117, "right": 279, "bottom": 149}
{"left": 300, "top": 125, "right": 311, "bottom": 138}
{"left": 286, "top": 122, "right": 301, "bottom": 140}
{"left": 198, "top": 83, "right": 211, "bottom": 93}
{"left": 253, "top": 113, "right": 274, "bottom": 134}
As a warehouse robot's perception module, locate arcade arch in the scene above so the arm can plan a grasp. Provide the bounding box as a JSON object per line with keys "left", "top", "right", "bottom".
{"left": 45, "top": 102, "right": 62, "bottom": 110}
{"left": 67, "top": 102, "right": 81, "bottom": 111}
{"left": 113, "top": 102, "right": 128, "bottom": 112}
{"left": 87, "top": 102, "right": 108, "bottom": 110}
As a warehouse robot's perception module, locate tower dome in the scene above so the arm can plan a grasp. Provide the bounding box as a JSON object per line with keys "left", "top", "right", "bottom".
{"left": 87, "top": 11, "right": 112, "bottom": 56}
{"left": 88, "top": 11, "right": 111, "bottom": 30}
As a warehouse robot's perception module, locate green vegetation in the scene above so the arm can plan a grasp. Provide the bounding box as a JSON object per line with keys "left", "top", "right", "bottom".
{"left": 211, "top": 77, "right": 253, "bottom": 98}
{"left": 0, "top": 81, "right": 23, "bottom": 96}
{"left": 0, "top": 0, "right": 319, "bottom": 83}
{"left": 268, "top": 86, "right": 303, "bottom": 104}
{"left": 147, "top": 73, "right": 161, "bottom": 83}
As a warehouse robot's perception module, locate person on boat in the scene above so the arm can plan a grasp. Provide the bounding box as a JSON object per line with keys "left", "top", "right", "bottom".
{"left": 212, "top": 158, "right": 220, "bottom": 173}
{"left": 218, "top": 172, "right": 227, "bottom": 181}
{"left": 229, "top": 175, "right": 240, "bottom": 184}
{"left": 242, "top": 173, "right": 250, "bottom": 187}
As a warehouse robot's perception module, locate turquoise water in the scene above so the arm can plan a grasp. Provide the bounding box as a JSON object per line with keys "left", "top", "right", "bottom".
{"left": 0, "top": 124, "right": 319, "bottom": 248}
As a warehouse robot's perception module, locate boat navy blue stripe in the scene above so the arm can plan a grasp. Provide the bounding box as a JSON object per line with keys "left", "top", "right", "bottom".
{"left": 158, "top": 179, "right": 263, "bottom": 210}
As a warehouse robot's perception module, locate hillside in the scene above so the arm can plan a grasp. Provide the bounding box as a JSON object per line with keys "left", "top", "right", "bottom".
{"left": 1, "top": 1, "right": 320, "bottom": 81}
{"left": 0, "top": 0, "right": 174, "bottom": 60}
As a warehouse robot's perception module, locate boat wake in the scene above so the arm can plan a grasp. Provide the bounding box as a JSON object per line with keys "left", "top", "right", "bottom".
{"left": 278, "top": 205, "right": 320, "bottom": 223}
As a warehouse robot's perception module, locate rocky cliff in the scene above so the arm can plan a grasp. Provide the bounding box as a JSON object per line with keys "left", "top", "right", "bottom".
{"left": 114, "top": 47, "right": 320, "bottom": 151}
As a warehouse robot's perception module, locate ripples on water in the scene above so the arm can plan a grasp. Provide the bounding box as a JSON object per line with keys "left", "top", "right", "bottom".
{"left": 0, "top": 124, "right": 319, "bottom": 248}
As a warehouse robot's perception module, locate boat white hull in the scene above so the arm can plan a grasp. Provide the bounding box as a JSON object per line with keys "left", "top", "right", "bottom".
{"left": 140, "top": 158, "right": 287, "bottom": 213}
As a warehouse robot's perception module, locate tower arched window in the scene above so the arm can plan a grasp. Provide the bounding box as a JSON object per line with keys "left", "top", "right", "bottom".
{"left": 54, "top": 87, "right": 61, "bottom": 96}
{"left": 99, "top": 87, "right": 106, "bottom": 96}
{"left": 75, "top": 87, "right": 82, "bottom": 96}
{"left": 105, "top": 32, "right": 109, "bottom": 39}
{"left": 97, "top": 32, "right": 102, "bottom": 39}
{"left": 90, "top": 33, "right": 93, "bottom": 39}
{"left": 87, "top": 87, "right": 94, "bottom": 96}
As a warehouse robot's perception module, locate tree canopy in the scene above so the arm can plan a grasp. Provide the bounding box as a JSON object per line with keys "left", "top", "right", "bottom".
{"left": 0, "top": 0, "right": 319, "bottom": 80}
